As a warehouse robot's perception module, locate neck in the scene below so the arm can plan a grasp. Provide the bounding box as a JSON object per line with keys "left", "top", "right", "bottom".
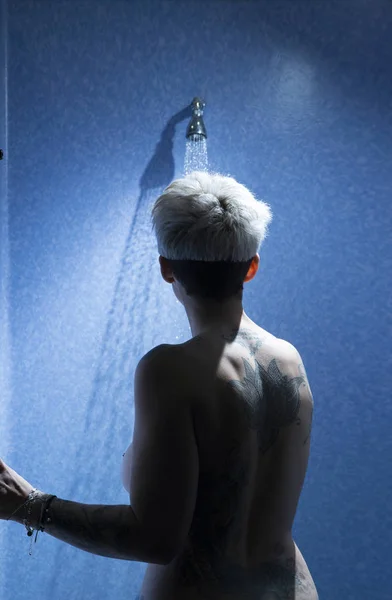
{"left": 186, "top": 306, "right": 251, "bottom": 338}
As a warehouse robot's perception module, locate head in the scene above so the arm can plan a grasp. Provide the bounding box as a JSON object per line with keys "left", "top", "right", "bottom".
{"left": 150, "top": 171, "right": 273, "bottom": 331}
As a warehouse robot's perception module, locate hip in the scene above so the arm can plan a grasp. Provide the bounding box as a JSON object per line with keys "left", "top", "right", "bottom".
{"left": 140, "top": 539, "right": 318, "bottom": 600}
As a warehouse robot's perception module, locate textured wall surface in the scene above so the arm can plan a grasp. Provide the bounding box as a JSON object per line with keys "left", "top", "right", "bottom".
{"left": 0, "top": 1, "right": 391, "bottom": 599}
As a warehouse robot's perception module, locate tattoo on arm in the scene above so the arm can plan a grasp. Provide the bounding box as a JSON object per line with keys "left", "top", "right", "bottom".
{"left": 298, "top": 361, "right": 314, "bottom": 445}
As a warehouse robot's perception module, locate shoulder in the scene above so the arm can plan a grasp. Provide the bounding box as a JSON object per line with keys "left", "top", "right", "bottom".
{"left": 138, "top": 343, "right": 189, "bottom": 380}
{"left": 140, "top": 343, "right": 187, "bottom": 365}
{"left": 135, "top": 345, "right": 194, "bottom": 418}
{"left": 139, "top": 343, "right": 197, "bottom": 399}
{"left": 140, "top": 343, "right": 173, "bottom": 364}
{"left": 274, "top": 338, "right": 314, "bottom": 403}
{"left": 274, "top": 338, "right": 301, "bottom": 361}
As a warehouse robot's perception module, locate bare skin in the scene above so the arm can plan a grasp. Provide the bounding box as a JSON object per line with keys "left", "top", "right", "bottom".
{"left": 131, "top": 319, "right": 318, "bottom": 600}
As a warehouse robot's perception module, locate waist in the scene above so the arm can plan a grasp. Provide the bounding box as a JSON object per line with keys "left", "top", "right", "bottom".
{"left": 142, "top": 538, "right": 317, "bottom": 600}
{"left": 145, "top": 535, "right": 297, "bottom": 587}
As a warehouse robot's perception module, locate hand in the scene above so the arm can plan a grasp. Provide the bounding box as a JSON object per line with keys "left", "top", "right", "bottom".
{"left": 0, "top": 458, "right": 35, "bottom": 522}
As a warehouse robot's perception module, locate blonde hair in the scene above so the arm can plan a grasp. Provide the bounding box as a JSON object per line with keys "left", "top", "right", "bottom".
{"left": 150, "top": 171, "right": 273, "bottom": 262}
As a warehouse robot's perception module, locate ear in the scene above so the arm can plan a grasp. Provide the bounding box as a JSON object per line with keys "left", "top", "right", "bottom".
{"left": 159, "top": 255, "right": 175, "bottom": 283}
{"left": 244, "top": 254, "right": 260, "bottom": 282}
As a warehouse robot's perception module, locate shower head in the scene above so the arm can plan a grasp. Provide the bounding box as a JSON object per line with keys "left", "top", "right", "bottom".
{"left": 186, "top": 97, "right": 207, "bottom": 141}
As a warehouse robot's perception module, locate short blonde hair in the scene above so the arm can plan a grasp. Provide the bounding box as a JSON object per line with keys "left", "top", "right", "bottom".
{"left": 150, "top": 171, "right": 273, "bottom": 262}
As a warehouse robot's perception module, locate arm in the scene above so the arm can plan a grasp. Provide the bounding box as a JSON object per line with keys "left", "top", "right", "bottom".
{"left": 11, "top": 344, "right": 198, "bottom": 565}
{"left": 278, "top": 338, "right": 314, "bottom": 446}
{"left": 13, "top": 496, "right": 167, "bottom": 564}
{"left": 129, "top": 345, "right": 199, "bottom": 559}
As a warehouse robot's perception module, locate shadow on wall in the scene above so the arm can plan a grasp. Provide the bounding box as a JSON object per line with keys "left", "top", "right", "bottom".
{"left": 46, "top": 103, "right": 192, "bottom": 596}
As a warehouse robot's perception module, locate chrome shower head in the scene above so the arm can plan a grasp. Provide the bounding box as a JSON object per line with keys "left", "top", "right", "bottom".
{"left": 186, "top": 97, "right": 207, "bottom": 141}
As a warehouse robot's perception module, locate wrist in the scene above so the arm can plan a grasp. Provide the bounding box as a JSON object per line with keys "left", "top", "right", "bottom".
{"left": 13, "top": 490, "right": 50, "bottom": 528}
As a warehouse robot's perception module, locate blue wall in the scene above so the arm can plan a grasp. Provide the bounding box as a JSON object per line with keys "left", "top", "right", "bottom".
{"left": 1, "top": 1, "right": 391, "bottom": 599}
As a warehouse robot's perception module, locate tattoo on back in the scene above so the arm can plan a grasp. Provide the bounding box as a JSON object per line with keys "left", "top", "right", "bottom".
{"left": 226, "top": 348, "right": 305, "bottom": 455}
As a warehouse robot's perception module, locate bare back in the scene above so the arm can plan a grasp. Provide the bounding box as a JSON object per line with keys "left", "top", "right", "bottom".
{"left": 140, "top": 322, "right": 318, "bottom": 600}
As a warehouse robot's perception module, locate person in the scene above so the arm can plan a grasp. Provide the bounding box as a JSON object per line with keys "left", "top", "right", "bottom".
{"left": 3, "top": 171, "right": 318, "bottom": 600}
{"left": 124, "top": 171, "right": 319, "bottom": 599}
